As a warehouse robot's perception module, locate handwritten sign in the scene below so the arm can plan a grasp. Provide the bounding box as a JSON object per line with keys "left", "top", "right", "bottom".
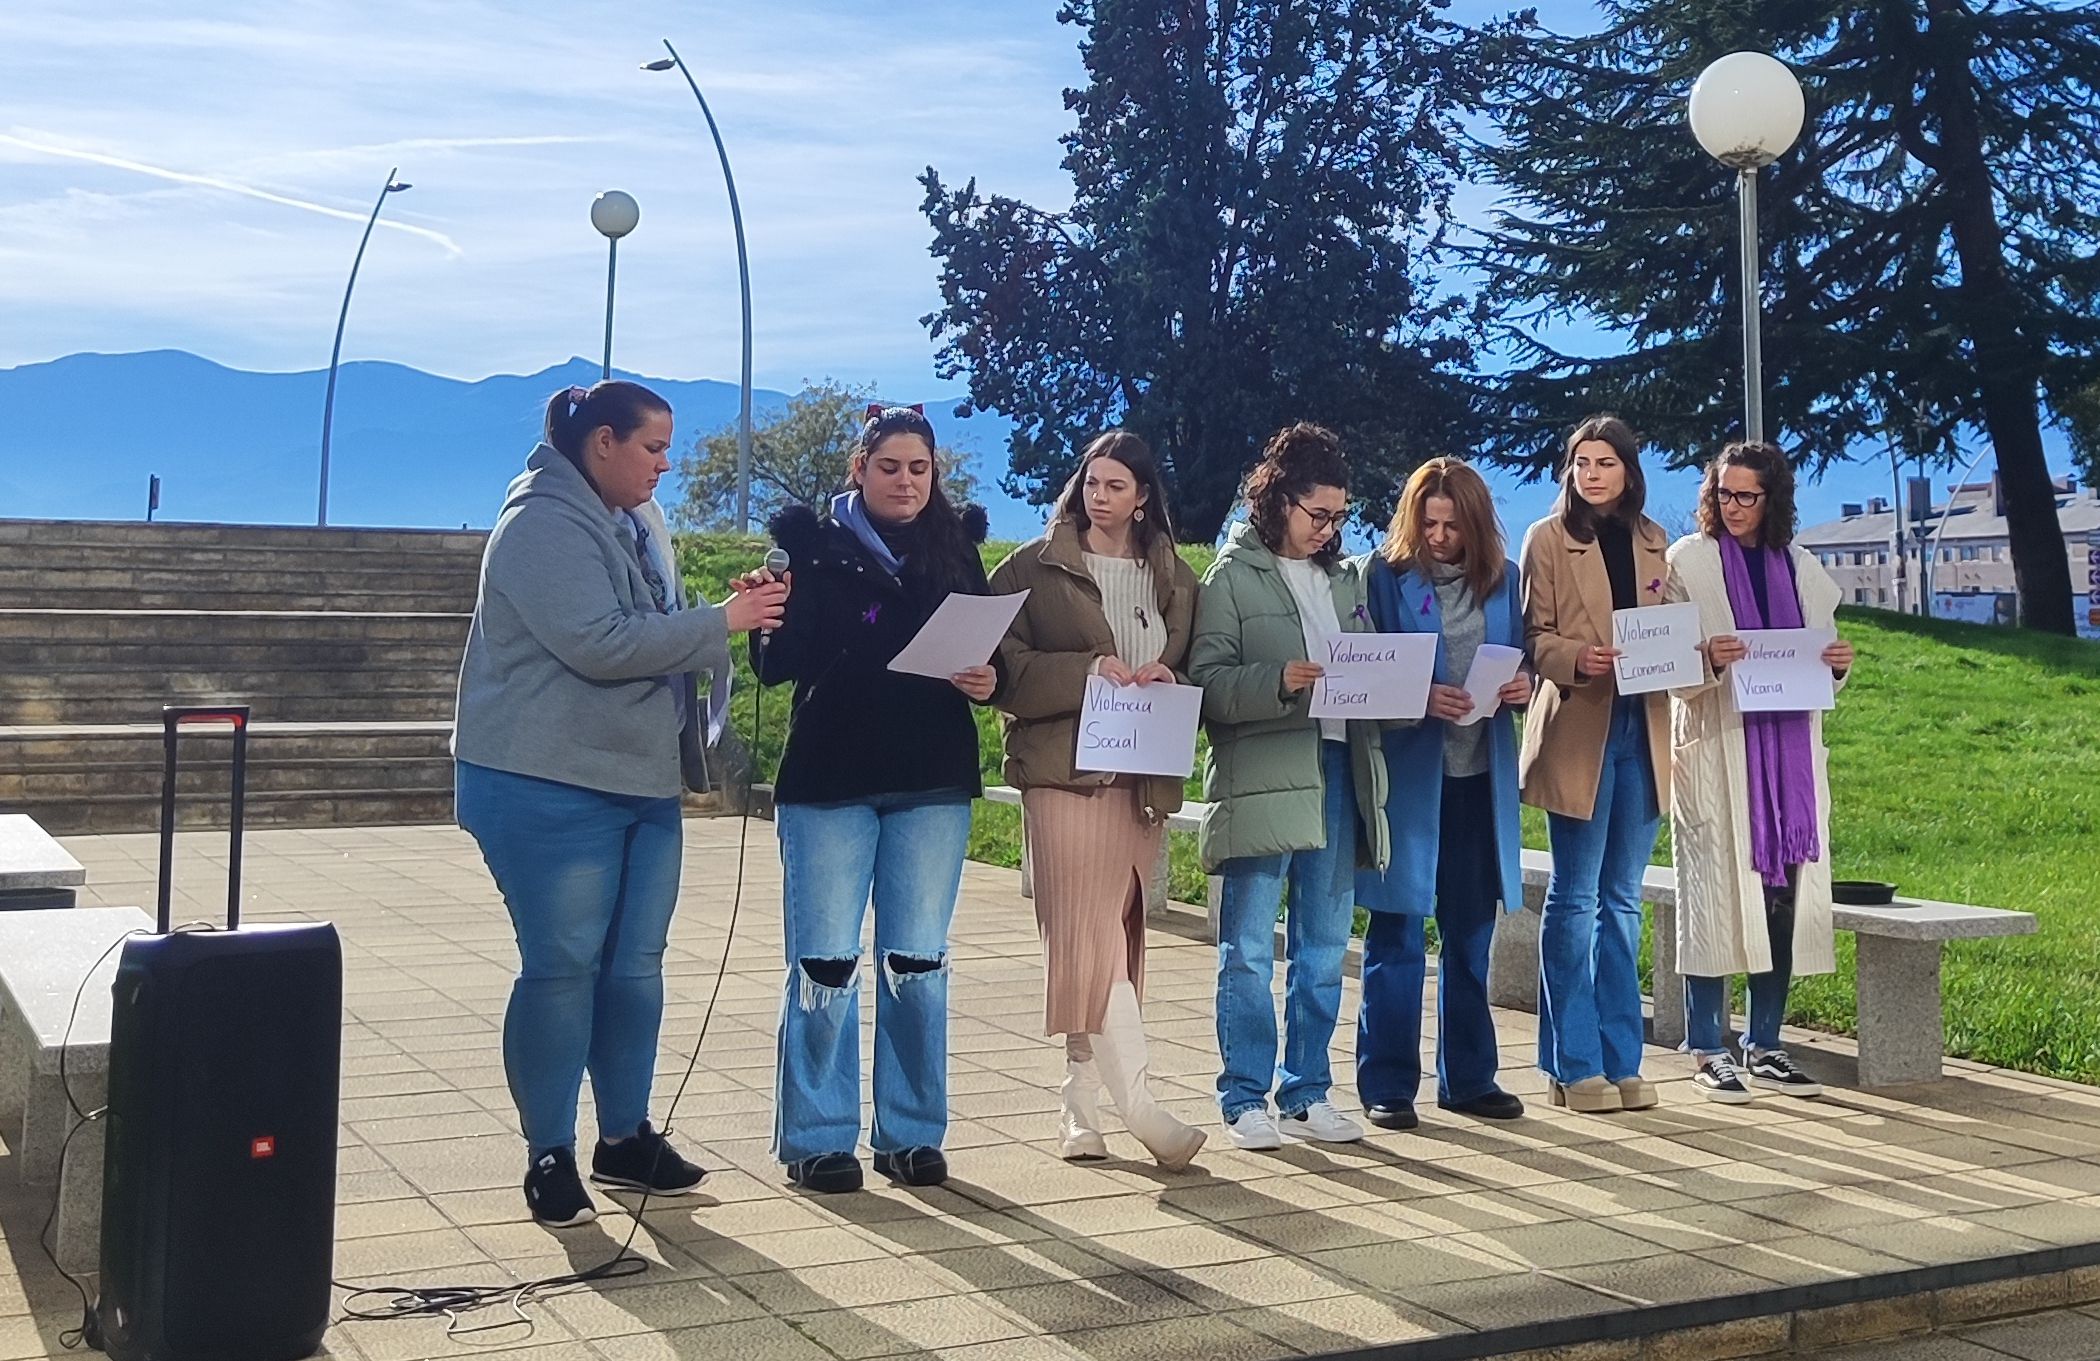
{"left": 1610, "top": 603, "right": 1702, "bottom": 695}
{"left": 887, "top": 590, "right": 1029, "bottom": 679}
{"left": 1456, "top": 643, "right": 1526, "bottom": 726}
{"left": 1730, "top": 628, "right": 1837, "bottom": 712}
{"left": 1307, "top": 632, "right": 1438, "bottom": 721}
{"left": 1074, "top": 677, "right": 1202, "bottom": 777}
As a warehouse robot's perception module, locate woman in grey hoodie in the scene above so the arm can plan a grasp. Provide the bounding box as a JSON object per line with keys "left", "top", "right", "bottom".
{"left": 453, "top": 380, "right": 786, "bottom": 1227}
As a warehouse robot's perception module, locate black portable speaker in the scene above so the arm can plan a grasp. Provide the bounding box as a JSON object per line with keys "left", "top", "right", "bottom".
{"left": 94, "top": 707, "right": 341, "bottom": 1361}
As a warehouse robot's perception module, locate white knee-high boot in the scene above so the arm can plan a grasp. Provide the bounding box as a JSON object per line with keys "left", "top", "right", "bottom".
{"left": 1093, "top": 981, "right": 1206, "bottom": 1170}
{"left": 1059, "top": 1035, "right": 1109, "bottom": 1160}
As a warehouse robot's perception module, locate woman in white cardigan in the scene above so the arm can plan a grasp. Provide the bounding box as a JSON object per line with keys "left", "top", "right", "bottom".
{"left": 1665, "top": 442, "right": 1855, "bottom": 1105}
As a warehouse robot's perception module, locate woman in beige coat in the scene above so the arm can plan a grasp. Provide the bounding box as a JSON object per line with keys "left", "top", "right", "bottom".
{"left": 990, "top": 432, "right": 1206, "bottom": 1169}
{"left": 1665, "top": 441, "right": 1854, "bottom": 1104}
{"left": 1518, "top": 415, "right": 1673, "bottom": 1114}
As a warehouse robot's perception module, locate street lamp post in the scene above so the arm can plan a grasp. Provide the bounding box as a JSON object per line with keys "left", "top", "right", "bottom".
{"left": 1688, "top": 53, "right": 1805, "bottom": 446}
{"left": 591, "top": 190, "right": 641, "bottom": 380}
{"left": 318, "top": 168, "right": 410, "bottom": 527}
{"left": 645, "top": 41, "right": 754, "bottom": 532}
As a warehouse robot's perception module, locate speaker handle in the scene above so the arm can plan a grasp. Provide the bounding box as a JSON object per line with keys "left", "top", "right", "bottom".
{"left": 157, "top": 706, "right": 251, "bottom": 934}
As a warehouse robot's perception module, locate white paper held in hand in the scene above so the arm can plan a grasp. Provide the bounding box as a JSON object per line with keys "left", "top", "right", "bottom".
{"left": 1610, "top": 603, "right": 1702, "bottom": 695}
{"left": 1307, "top": 632, "right": 1438, "bottom": 720}
{"left": 1073, "top": 676, "right": 1203, "bottom": 778}
{"left": 1730, "top": 627, "right": 1837, "bottom": 712}
{"left": 1455, "top": 643, "right": 1525, "bottom": 726}
{"left": 886, "top": 590, "right": 1030, "bottom": 679}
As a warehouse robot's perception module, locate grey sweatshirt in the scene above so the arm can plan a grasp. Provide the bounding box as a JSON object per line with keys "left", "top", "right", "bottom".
{"left": 452, "top": 443, "right": 730, "bottom": 799}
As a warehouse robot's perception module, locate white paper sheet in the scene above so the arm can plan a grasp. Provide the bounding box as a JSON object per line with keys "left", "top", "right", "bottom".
{"left": 1730, "top": 628, "right": 1837, "bottom": 712}
{"left": 1307, "top": 632, "right": 1439, "bottom": 721}
{"left": 1073, "top": 677, "right": 1203, "bottom": 777}
{"left": 1454, "top": 643, "right": 1526, "bottom": 726}
{"left": 885, "top": 590, "right": 1029, "bottom": 679}
{"left": 1610, "top": 603, "right": 1703, "bottom": 695}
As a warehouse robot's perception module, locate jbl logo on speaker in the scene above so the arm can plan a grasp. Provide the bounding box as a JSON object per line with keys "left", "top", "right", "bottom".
{"left": 250, "top": 1136, "right": 277, "bottom": 1159}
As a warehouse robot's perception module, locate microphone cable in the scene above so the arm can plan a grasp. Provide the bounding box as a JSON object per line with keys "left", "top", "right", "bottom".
{"left": 336, "top": 601, "right": 782, "bottom": 1343}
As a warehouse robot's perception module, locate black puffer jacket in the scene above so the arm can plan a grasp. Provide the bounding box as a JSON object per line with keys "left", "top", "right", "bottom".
{"left": 755, "top": 502, "right": 998, "bottom": 806}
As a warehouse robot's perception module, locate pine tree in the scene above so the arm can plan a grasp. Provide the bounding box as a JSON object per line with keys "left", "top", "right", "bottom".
{"left": 1475, "top": 0, "right": 2100, "bottom": 634}
{"left": 920, "top": 0, "right": 1489, "bottom": 540}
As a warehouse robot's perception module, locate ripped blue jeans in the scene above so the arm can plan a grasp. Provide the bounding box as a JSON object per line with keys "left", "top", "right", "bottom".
{"left": 773, "top": 793, "right": 971, "bottom": 1164}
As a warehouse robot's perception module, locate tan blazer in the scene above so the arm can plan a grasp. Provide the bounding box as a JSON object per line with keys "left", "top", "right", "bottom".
{"left": 1516, "top": 512, "right": 1673, "bottom": 820}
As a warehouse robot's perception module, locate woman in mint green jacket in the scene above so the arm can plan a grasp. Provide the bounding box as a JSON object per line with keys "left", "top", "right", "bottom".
{"left": 1189, "top": 423, "right": 1388, "bottom": 1152}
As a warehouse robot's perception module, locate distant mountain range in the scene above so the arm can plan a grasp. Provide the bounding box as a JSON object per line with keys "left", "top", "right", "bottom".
{"left": 2, "top": 350, "right": 2075, "bottom": 546}
{"left": 0, "top": 350, "right": 1044, "bottom": 540}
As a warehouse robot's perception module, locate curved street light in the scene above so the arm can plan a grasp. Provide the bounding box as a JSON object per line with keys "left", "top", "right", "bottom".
{"left": 645, "top": 40, "right": 754, "bottom": 532}
{"left": 592, "top": 189, "right": 641, "bottom": 380}
{"left": 318, "top": 168, "right": 411, "bottom": 527}
{"left": 1688, "top": 52, "right": 1805, "bottom": 445}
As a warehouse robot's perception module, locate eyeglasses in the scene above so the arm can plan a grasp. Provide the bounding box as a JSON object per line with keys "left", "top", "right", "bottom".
{"left": 1715, "top": 489, "right": 1768, "bottom": 509}
{"left": 1291, "top": 501, "right": 1349, "bottom": 531}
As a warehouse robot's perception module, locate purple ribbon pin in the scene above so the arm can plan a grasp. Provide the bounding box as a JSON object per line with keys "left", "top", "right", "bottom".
{"left": 862, "top": 603, "right": 881, "bottom": 625}
{"left": 1647, "top": 577, "right": 1663, "bottom": 596}
{"left": 1353, "top": 603, "right": 1370, "bottom": 623}
{"left": 1421, "top": 596, "right": 1433, "bottom": 616}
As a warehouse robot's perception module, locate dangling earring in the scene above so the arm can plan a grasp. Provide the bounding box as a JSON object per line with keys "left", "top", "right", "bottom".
{"left": 1133, "top": 508, "right": 1145, "bottom": 522}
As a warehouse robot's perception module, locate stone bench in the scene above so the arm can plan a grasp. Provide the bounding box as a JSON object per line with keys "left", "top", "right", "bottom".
{"left": 987, "top": 787, "right": 2034, "bottom": 1088}
{"left": 0, "top": 814, "right": 84, "bottom": 910}
{"left": 1486, "top": 850, "right": 2036, "bottom": 1087}
{"left": 0, "top": 905, "right": 155, "bottom": 1271}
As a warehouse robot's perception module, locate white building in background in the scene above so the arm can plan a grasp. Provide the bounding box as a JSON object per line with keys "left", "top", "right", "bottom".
{"left": 1794, "top": 474, "right": 2100, "bottom": 637}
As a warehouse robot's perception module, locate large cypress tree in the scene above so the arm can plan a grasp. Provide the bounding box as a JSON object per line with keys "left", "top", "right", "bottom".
{"left": 1474, "top": 0, "right": 2100, "bottom": 634}
{"left": 919, "top": 0, "right": 1488, "bottom": 540}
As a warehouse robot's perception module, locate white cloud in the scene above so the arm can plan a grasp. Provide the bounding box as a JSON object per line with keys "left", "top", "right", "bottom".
{"left": 0, "top": 0, "right": 1084, "bottom": 393}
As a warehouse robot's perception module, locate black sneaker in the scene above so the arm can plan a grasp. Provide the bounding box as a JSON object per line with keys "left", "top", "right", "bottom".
{"left": 1693, "top": 1053, "right": 1755, "bottom": 1105}
{"left": 873, "top": 1146, "right": 948, "bottom": 1187}
{"left": 590, "top": 1121, "right": 707, "bottom": 1194}
{"left": 1743, "top": 1047, "right": 1824, "bottom": 1098}
{"left": 524, "top": 1146, "right": 597, "bottom": 1227}
{"left": 787, "top": 1152, "right": 864, "bottom": 1194}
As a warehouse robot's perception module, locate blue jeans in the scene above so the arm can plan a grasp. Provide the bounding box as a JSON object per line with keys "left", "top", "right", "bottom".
{"left": 1358, "top": 774, "right": 1502, "bottom": 1108}
{"left": 1686, "top": 879, "right": 1797, "bottom": 1053}
{"left": 456, "top": 761, "right": 683, "bottom": 1156}
{"left": 1539, "top": 699, "right": 1660, "bottom": 1084}
{"left": 1215, "top": 741, "right": 1357, "bottom": 1121}
{"left": 774, "top": 794, "right": 971, "bottom": 1164}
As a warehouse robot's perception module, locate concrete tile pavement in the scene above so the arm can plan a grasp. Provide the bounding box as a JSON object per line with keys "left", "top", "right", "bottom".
{"left": 1, "top": 818, "right": 2099, "bottom": 1359}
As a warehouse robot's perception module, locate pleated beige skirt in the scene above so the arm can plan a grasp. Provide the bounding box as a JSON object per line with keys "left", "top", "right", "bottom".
{"left": 1023, "top": 783, "right": 1161, "bottom": 1036}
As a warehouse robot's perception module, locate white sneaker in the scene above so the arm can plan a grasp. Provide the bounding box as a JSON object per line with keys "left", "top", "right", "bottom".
{"left": 1224, "top": 1107, "right": 1283, "bottom": 1150}
{"left": 1281, "top": 1100, "right": 1364, "bottom": 1144}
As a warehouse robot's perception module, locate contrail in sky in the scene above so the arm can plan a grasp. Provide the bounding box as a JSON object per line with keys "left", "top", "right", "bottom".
{"left": 0, "top": 131, "right": 464, "bottom": 256}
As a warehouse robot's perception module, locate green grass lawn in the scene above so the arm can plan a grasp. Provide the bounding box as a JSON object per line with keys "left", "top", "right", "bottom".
{"left": 682, "top": 533, "right": 2100, "bottom": 1082}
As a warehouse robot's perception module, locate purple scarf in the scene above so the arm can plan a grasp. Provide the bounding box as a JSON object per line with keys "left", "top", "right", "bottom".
{"left": 1718, "top": 534, "right": 1821, "bottom": 886}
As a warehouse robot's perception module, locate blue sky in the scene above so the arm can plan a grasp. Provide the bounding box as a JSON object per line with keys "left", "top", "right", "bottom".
{"left": 1, "top": 1, "right": 2072, "bottom": 534}
{"left": 0, "top": 1, "right": 1082, "bottom": 396}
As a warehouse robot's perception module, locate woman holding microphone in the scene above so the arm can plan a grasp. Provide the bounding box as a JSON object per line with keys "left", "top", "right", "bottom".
{"left": 990, "top": 432, "right": 1206, "bottom": 1169}
{"left": 755, "top": 404, "right": 1000, "bottom": 1195}
{"left": 454, "top": 380, "right": 786, "bottom": 1226}
{"left": 1666, "top": 441, "right": 1853, "bottom": 1104}
{"left": 1190, "top": 423, "right": 1388, "bottom": 1150}
{"left": 1355, "top": 458, "right": 1532, "bottom": 1130}
{"left": 1518, "top": 415, "right": 1672, "bottom": 1114}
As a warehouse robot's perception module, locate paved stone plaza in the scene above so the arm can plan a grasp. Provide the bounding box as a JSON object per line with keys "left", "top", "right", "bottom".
{"left": 7, "top": 819, "right": 2100, "bottom": 1360}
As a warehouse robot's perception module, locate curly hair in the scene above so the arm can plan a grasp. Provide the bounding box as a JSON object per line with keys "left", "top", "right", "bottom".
{"left": 1243, "top": 423, "right": 1350, "bottom": 567}
{"left": 1696, "top": 441, "right": 1797, "bottom": 547}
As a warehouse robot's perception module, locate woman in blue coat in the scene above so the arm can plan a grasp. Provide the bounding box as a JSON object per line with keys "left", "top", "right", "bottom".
{"left": 1355, "top": 459, "right": 1533, "bottom": 1130}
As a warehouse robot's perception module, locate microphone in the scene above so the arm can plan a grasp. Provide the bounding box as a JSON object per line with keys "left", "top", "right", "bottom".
{"left": 759, "top": 548, "right": 789, "bottom": 649}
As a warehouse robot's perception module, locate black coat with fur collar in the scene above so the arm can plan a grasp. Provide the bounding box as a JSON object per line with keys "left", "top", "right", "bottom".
{"left": 755, "top": 501, "right": 998, "bottom": 806}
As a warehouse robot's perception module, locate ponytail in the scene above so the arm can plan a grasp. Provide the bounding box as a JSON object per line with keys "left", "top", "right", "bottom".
{"left": 543, "top": 380, "right": 672, "bottom": 473}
